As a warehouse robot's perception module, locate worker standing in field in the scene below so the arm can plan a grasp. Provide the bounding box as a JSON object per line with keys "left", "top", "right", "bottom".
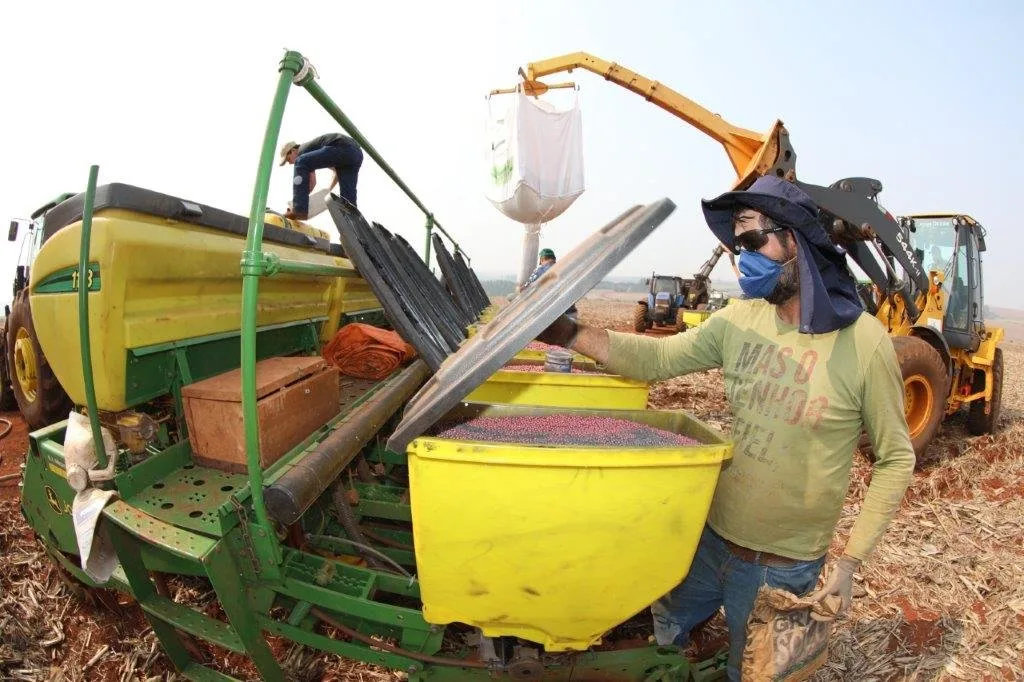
{"left": 280, "top": 133, "right": 363, "bottom": 219}
{"left": 537, "top": 176, "right": 915, "bottom": 681}
{"left": 520, "top": 248, "right": 578, "bottom": 321}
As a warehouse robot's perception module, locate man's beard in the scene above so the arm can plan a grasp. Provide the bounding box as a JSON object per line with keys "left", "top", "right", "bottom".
{"left": 765, "top": 256, "right": 800, "bottom": 305}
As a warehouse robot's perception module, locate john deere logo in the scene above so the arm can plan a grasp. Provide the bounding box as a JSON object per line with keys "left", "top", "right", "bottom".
{"left": 45, "top": 485, "right": 70, "bottom": 515}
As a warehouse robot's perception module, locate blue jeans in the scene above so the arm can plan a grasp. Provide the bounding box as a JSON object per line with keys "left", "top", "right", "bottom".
{"left": 293, "top": 143, "right": 364, "bottom": 212}
{"left": 651, "top": 526, "right": 825, "bottom": 682}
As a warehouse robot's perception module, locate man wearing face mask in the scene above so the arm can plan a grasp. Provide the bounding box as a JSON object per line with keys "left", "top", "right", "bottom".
{"left": 537, "top": 176, "right": 914, "bottom": 681}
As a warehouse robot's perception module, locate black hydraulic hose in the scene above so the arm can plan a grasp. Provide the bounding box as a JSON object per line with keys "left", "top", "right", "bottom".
{"left": 359, "top": 525, "right": 415, "bottom": 552}
{"left": 330, "top": 483, "right": 389, "bottom": 572}
{"left": 355, "top": 457, "right": 375, "bottom": 482}
{"left": 308, "top": 532, "right": 412, "bottom": 579}
{"left": 310, "top": 607, "right": 489, "bottom": 670}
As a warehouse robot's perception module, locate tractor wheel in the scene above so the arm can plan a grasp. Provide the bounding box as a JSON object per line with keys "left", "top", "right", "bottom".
{"left": 0, "top": 334, "right": 15, "bottom": 410}
{"left": 6, "top": 291, "right": 71, "bottom": 430}
{"left": 893, "top": 336, "right": 948, "bottom": 464}
{"left": 967, "top": 348, "right": 1003, "bottom": 435}
{"left": 675, "top": 310, "right": 688, "bottom": 334}
{"left": 633, "top": 303, "right": 649, "bottom": 334}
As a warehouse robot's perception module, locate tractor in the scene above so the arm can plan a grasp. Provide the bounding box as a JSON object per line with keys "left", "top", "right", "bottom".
{"left": 633, "top": 273, "right": 688, "bottom": 333}
{"left": 2, "top": 197, "right": 75, "bottom": 425}
{"left": 633, "top": 245, "right": 730, "bottom": 334}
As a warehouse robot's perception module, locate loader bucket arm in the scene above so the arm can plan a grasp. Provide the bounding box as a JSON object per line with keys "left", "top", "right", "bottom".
{"left": 523, "top": 52, "right": 796, "bottom": 188}
{"left": 795, "top": 177, "right": 929, "bottom": 320}
{"left": 695, "top": 244, "right": 726, "bottom": 281}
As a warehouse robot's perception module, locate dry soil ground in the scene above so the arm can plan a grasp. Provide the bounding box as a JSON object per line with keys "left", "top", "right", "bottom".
{"left": 1, "top": 294, "right": 1021, "bottom": 681}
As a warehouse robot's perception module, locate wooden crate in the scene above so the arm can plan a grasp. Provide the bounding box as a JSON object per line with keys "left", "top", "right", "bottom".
{"left": 182, "top": 356, "right": 340, "bottom": 473}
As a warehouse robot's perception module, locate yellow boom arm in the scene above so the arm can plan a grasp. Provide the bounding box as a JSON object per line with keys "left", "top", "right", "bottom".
{"left": 523, "top": 52, "right": 795, "bottom": 189}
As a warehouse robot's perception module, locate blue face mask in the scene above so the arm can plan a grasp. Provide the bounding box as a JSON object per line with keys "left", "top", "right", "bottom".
{"left": 738, "top": 250, "right": 789, "bottom": 299}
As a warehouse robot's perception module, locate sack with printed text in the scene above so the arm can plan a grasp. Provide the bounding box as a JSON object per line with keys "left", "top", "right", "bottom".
{"left": 742, "top": 586, "right": 839, "bottom": 682}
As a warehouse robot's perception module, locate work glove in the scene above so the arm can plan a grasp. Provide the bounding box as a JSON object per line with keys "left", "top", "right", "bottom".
{"left": 536, "top": 314, "right": 578, "bottom": 348}
{"left": 807, "top": 555, "right": 861, "bottom": 616}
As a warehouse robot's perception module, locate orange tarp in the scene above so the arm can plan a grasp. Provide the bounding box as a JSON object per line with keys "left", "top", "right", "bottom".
{"left": 322, "top": 323, "right": 417, "bottom": 380}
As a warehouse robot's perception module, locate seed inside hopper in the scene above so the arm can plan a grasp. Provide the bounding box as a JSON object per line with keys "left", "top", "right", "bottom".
{"left": 435, "top": 414, "right": 701, "bottom": 447}
{"left": 525, "top": 341, "right": 566, "bottom": 352}
{"left": 502, "top": 363, "right": 594, "bottom": 374}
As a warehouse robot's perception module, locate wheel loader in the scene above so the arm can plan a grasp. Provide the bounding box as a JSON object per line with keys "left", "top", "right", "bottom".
{"left": 17, "top": 51, "right": 734, "bottom": 681}
{"left": 519, "top": 52, "right": 1005, "bottom": 463}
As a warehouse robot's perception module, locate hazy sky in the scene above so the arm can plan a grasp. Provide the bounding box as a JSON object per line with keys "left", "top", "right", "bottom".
{"left": 3, "top": 1, "right": 1022, "bottom": 309}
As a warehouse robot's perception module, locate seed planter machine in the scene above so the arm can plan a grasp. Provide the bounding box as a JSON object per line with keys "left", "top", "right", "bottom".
{"left": 19, "top": 51, "right": 732, "bottom": 681}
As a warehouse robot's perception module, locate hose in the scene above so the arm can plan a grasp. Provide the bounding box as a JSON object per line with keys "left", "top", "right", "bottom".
{"left": 310, "top": 607, "right": 489, "bottom": 670}
{"left": 0, "top": 417, "right": 12, "bottom": 440}
{"left": 307, "top": 533, "right": 413, "bottom": 581}
{"left": 330, "top": 482, "right": 388, "bottom": 572}
{"left": 359, "top": 526, "right": 415, "bottom": 552}
{"left": 355, "top": 457, "right": 375, "bottom": 482}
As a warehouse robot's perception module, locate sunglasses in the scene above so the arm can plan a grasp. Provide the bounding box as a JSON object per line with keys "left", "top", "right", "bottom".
{"left": 733, "top": 225, "right": 787, "bottom": 253}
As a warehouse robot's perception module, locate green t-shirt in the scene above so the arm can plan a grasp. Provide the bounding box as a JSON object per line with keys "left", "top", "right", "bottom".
{"left": 604, "top": 298, "right": 915, "bottom": 561}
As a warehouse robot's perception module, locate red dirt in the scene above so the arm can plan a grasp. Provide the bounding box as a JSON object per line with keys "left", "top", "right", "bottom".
{"left": 892, "top": 597, "right": 944, "bottom": 653}
{"left": 0, "top": 409, "right": 29, "bottom": 503}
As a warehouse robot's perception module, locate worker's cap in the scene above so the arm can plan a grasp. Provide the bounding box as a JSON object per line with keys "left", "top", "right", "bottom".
{"left": 701, "top": 176, "right": 829, "bottom": 253}
{"left": 539, "top": 248, "right": 556, "bottom": 260}
{"left": 278, "top": 141, "right": 300, "bottom": 166}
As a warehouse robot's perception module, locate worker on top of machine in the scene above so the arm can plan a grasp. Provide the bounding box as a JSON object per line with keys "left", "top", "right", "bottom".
{"left": 538, "top": 176, "right": 915, "bottom": 681}
{"left": 280, "top": 133, "right": 364, "bottom": 219}
{"left": 520, "top": 248, "right": 578, "bottom": 321}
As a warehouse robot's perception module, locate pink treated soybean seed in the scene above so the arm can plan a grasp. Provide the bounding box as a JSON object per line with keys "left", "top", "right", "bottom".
{"left": 435, "top": 414, "right": 701, "bottom": 447}
{"left": 502, "top": 363, "right": 595, "bottom": 374}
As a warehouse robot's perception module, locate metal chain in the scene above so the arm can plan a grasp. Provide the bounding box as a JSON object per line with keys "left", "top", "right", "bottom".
{"left": 230, "top": 495, "right": 262, "bottom": 576}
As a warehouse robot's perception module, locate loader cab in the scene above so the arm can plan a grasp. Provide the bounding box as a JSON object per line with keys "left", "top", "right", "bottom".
{"left": 906, "top": 214, "right": 986, "bottom": 352}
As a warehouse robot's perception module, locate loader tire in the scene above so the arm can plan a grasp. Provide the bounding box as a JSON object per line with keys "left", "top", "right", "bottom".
{"left": 893, "top": 336, "right": 948, "bottom": 465}
{"left": 633, "top": 303, "right": 649, "bottom": 334}
{"left": 967, "top": 348, "right": 1003, "bottom": 435}
{"left": 6, "top": 291, "right": 72, "bottom": 430}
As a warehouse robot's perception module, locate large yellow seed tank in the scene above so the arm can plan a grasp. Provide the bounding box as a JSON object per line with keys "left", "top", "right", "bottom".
{"left": 28, "top": 184, "right": 379, "bottom": 411}
{"left": 406, "top": 402, "right": 732, "bottom": 651}
{"left": 466, "top": 359, "right": 649, "bottom": 409}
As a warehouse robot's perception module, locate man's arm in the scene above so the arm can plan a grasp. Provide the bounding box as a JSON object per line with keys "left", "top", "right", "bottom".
{"left": 540, "top": 312, "right": 727, "bottom": 381}
{"left": 809, "top": 337, "right": 914, "bottom": 614}
{"left": 568, "top": 324, "right": 610, "bottom": 364}
{"left": 327, "top": 170, "right": 338, "bottom": 193}
{"left": 845, "top": 339, "right": 916, "bottom": 560}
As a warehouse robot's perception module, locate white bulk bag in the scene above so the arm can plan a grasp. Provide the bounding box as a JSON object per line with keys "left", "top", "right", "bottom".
{"left": 487, "top": 92, "right": 585, "bottom": 224}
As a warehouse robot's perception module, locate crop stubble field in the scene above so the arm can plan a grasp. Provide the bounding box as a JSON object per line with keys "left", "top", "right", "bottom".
{"left": 1, "top": 294, "right": 1021, "bottom": 681}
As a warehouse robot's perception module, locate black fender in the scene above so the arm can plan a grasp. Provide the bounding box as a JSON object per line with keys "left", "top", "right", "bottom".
{"left": 907, "top": 325, "right": 952, "bottom": 375}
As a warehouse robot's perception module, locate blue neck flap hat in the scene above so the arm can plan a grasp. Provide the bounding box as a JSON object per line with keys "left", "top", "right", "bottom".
{"left": 701, "top": 176, "right": 863, "bottom": 334}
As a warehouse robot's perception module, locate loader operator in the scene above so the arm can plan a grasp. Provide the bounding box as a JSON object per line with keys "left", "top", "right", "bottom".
{"left": 280, "top": 133, "right": 364, "bottom": 219}
{"left": 538, "top": 176, "right": 915, "bottom": 681}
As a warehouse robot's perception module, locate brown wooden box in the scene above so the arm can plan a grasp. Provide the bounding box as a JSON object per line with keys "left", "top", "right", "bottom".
{"left": 181, "top": 356, "right": 340, "bottom": 473}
